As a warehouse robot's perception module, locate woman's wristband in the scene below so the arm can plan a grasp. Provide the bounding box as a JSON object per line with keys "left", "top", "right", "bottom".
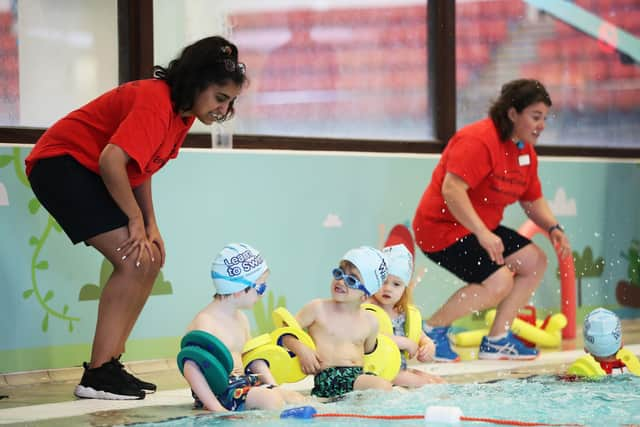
{"left": 548, "top": 224, "right": 564, "bottom": 234}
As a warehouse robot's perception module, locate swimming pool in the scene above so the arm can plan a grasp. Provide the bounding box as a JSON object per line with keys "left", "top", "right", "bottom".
{"left": 130, "top": 374, "right": 640, "bottom": 427}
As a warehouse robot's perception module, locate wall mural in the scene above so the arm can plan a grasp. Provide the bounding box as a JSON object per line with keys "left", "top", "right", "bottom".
{"left": 0, "top": 147, "right": 78, "bottom": 332}
{"left": 617, "top": 239, "right": 640, "bottom": 308}
{"left": 0, "top": 147, "right": 173, "bottom": 334}
{"left": 78, "top": 258, "right": 173, "bottom": 301}
{"left": 2, "top": 146, "right": 639, "bottom": 372}
{"left": 570, "top": 246, "right": 605, "bottom": 307}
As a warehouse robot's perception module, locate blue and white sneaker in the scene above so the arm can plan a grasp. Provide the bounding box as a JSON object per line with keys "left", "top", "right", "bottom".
{"left": 423, "top": 324, "right": 460, "bottom": 363}
{"left": 478, "top": 331, "right": 539, "bottom": 360}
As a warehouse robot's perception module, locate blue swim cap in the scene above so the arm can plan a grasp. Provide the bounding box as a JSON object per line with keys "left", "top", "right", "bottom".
{"left": 382, "top": 244, "right": 413, "bottom": 286}
{"left": 211, "top": 243, "right": 268, "bottom": 295}
{"left": 583, "top": 308, "right": 621, "bottom": 357}
{"left": 342, "top": 246, "right": 388, "bottom": 295}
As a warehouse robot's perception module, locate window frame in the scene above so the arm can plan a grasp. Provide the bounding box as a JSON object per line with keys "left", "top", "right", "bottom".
{"left": 0, "top": 0, "right": 638, "bottom": 158}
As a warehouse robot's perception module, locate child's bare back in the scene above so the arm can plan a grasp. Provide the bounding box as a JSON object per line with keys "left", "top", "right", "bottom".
{"left": 187, "top": 301, "right": 250, "bottom": 373}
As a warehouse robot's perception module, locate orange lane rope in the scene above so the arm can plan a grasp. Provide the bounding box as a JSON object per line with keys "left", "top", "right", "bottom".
{"left": 314, "top": 412, "right": 583, "bottom": 426}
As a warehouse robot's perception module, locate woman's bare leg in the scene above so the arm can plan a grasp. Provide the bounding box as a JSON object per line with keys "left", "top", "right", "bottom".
{"left": 86, "top": 227, "right": 161, "bottom": 368}
{"left": 489, "top": 244, "right": 547, "bottom": 336}
{"left": 116, "top": 244, "right": 161, "bottom": 356}
{"left": 427, "top": 267, "right": 514, "bottom": 327}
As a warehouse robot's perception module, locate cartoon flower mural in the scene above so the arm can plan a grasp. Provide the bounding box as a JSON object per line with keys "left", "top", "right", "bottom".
{"left": 0, "top": 147, "right": 79, "bottom": 332}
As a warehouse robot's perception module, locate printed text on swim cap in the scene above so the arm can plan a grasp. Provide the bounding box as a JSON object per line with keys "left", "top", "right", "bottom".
{"left": 224, "top": 250, "right": 264, "bottom": 277}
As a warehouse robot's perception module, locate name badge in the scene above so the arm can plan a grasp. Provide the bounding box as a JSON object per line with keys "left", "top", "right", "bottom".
{"left": 518, "top": 154, "right": 530, "bottom": 166}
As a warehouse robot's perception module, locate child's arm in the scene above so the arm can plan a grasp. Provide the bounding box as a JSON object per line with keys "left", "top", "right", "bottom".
{"left": 391, "top": 335, "right": 420, "bottom": 359}
{"left": 363, "top": 313, "right": 380, "bottom": 355}
{"left": 416, "top": 331, "right": 435, "bottom": 363}
{"left": 246, "top": 359, "right": 277, "bottom": 385}
{"left": 241, "top": 313, "right": 279, "bottom": 385}
{"left": 183, "top": 360, "right": 227, "bottom": 412}
{"left": 281, "top": 301, "right": 322, "bottom": 374}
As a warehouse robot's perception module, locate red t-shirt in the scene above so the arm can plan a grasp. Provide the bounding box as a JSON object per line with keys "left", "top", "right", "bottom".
{"left": 413, "top": 118, "right": 543, "bottom": 252}
{"left": 25, "top": 79, "right": 195, "bottom": 188}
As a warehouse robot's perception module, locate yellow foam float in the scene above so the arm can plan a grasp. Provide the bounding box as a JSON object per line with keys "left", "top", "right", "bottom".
{"left": 616, "top": 348, "right": 640, "bottom": 376}
{"left": 568, "top": 348, "right": 640, "bottom": 378}
{"left": 272, "top": 306, "right": 299, "bottom": 329}
{"left": 451, "top": 309, "right": 567, "bottom": 348}
{"left": 361, "top": 303, "right": 394, "bottom": 335}
{"left": 266, "top": 307, "right": 401, "bottom": 382}
{"left": 361, "top": 303, "right": 423, "bottom": 359}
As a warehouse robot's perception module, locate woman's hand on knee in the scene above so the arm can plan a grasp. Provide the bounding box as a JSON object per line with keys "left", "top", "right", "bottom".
{"left": 117, "top": 216, "right": 154, "bottom": 268}
{"left": 145, "top": 223, "right": 166, "bottom": 267}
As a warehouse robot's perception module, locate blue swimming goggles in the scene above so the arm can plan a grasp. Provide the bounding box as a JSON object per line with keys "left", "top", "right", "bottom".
{"left": 211, "top": 272, "right": 267, "bottom": 296}
{"left": 332, "top": 267, "right": 370, "bottom": 296}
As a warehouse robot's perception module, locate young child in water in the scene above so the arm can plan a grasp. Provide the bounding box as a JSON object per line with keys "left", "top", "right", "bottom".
{"left": 581, "top": 307, "right": 638, "bottom": 375}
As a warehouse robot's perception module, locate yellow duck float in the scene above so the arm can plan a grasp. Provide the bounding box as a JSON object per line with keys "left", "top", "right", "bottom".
{"left": 451, "top": 306, "right": 567, "bottom": 348}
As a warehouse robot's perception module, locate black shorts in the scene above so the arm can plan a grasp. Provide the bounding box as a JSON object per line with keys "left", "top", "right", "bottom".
{"left": 424, "top": 225, "right": 532, "bottom": 284}
{"left": 28, "top": 155, "right": 128, "bottom": 244}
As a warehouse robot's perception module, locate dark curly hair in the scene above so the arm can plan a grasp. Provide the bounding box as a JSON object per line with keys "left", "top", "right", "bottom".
{"left": 153, "top": 36, "right": 248, "bottom": 121}
{"left": 489, "top": 79, "right": 552, "bottom": 141}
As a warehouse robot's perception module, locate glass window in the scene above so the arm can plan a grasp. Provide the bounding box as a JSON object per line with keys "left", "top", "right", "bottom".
{"left": 0, "top": 0, "right": 118, "bottom": 127}
{"left": 456, "top": 0, "right": 640, "bottom": 148}
{"left": 154, "top": 1, "right": 432, "bottom": 140}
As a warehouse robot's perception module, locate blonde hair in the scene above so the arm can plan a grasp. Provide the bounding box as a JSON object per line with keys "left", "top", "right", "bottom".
{"left": 391, "top": 278, "right": 415, "bottom": 315}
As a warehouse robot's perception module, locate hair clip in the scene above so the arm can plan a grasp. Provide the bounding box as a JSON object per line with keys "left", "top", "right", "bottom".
{"left": 221, "top": 59, "right": 246, "bottom": 74}
{"left": 220, "top": 45, "right": 232, "bottom": 56}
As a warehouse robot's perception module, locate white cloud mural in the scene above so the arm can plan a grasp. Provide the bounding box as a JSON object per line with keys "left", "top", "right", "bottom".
{"left": 322, "top": 213, "right": 342, "bottom": 228}
{"left": 0, "top": 182, "right": 8, "bottom": 206}
{"left": 548, "top": 187, "right": 576, "bottom": 217}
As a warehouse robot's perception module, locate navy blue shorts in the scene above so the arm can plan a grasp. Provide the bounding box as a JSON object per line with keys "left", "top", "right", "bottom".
{"left": 28, "top": 155, "right": 128, "bottom": 244}
{"left": 424, "top": 225, "right": 532, "bottom": 284}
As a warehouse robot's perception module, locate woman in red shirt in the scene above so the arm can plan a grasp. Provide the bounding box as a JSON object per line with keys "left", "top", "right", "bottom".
{"left": 413, "top": 79, "right": 571, "bottom": 362}
{"left": 25, "top": 36, "right": 247, "bottom": 400}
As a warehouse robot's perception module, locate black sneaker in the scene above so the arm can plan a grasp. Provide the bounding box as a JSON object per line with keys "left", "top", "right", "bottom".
{"left": 74, "top": 360, "right": 145, "bottom": 400}
{"left": 114, "top": 356, "right": 157, "bottom": 393}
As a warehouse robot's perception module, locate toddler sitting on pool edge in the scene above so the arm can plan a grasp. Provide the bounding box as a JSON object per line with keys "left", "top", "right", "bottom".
{"left": 180, "top": 243, "right": 304, "bottom": 411}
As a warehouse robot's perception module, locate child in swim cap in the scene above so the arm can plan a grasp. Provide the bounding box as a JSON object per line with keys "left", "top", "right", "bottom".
{"left": 367, "top": 244, "right": 443, "bottom": 386}
{"left": 182, "top": 243, "right": 304, "bottom": 412}
{"left": 281, "top": 246, "right": 394, "bottom": 399}
{"left": 582, "top": 308, "right": 630, "bottom": 375}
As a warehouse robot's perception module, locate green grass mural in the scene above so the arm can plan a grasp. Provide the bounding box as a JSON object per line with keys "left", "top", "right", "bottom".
{"left": 252, "top": 290, "right": 286, "bottom": 335}
{"left": 570, "top": 246, "right": 605, "bottom": 307}
{"left": 78, "top": 258, "right": 173, "bottom": 301}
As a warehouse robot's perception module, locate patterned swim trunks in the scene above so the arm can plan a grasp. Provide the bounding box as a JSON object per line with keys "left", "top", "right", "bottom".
{"left": 193, "top": 374, "right": 271, "bottom": 411}
{"left": 311, "top": 366, "right": 373, "bottom": 398}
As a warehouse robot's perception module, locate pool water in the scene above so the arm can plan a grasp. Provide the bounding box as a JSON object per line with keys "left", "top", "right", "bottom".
{"left": 130, "top": 375, "right": 640, "bottom": 427}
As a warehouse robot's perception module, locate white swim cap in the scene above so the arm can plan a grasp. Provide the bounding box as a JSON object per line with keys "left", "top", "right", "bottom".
{"left": 382, "top": 244, "right": 413, "bottom": 286}
{"left": 211, "top": 243, "right": 268, "bottom": 295}
{"left": 583, "top": 308, "right": 621, "bottom": 357}
{"left": 342, "top": 246, "right": 388, "bottom": 295}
